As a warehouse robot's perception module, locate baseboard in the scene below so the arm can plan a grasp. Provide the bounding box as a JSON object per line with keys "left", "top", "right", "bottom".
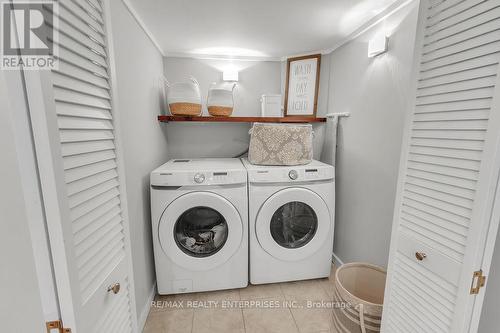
{"left": 332, "top": 252, "right": 344, "bottom": 267}
{"left": 138, "top": 282, "right": 156, "bottom": 332}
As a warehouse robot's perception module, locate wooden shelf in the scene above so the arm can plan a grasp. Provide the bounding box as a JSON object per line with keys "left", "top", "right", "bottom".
{"left": 158, "top": 115, "right": 326, "bottom": 123}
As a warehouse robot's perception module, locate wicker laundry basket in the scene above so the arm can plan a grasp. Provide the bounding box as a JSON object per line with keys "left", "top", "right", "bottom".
{"left": 332, "top": 263, "right": 386, "bottom": 333}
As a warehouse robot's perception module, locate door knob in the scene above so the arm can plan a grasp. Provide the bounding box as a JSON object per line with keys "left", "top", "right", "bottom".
{"left": 415, "top": 252, "right": 427, "bottom": 261}
{"left": 107, "top": 283, "right": 121, "bottom": 294}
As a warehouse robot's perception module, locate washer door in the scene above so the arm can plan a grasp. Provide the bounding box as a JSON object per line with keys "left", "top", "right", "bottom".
{"left": 159, "top": 191, "right": 243, "bottom": 270}
{"left": 256, "top": 187, "right": 331, "bottom": 261}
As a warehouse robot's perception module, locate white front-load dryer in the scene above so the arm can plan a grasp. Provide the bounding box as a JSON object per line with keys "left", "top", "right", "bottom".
{"left": 242, "top": 158, "right": 335, "bottom": 284}
{"left": 151, "top": 158, "right": 248, "bottom": 294}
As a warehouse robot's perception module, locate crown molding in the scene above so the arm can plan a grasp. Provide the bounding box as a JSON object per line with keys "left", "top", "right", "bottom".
{"left": 121, "top": 0, "right": 166, "bottom": 57}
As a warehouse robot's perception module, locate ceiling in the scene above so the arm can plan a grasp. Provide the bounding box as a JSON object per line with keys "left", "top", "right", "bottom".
{"left": 127, "top": 0, "right": 402, "bottom": 60}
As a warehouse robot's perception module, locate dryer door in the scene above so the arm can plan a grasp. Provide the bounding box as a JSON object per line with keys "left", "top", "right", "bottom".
{"left": 256, "top": 187, "right": 331, "bottom": 261}
{"left": 159, "top": 191, "right": 243, "bottom": 270}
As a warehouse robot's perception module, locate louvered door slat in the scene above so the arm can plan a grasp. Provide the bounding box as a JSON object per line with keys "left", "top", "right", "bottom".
{"left": 422, "top": 31, "right": 500, "bottom": 63}
{"left": 66, "top": 169, "right": 118, "bottom": 196}
{"left": 73, "top": 205, "right": 121, "bottom": 245}
{"left": 57, "top": 5, "right": 105, "bottom": 44}
{"left": 427, "top": 0, "right": 486, "bottom": 25}
{"left": 72, "top": 0, "right": 104, "bottom": 23}
{"left": 411, "top": 128, "right": 487, "bottom": 140}
{"left": 58, "top": 116, "right": 113, "bottom": 130}
{"left": 54, "top": 88, "right": 111, "bottom": 109}
{"left": 65, "top": 160, "right": 117, "bottom": 185}
{"left": 85, "top": 0, "right": 103, "bottom": 14}
{"left": 60, "top": 129, "right": 115, "bottom": 143}
{"left": 426, "top": 7, "right": 500, "bottom": 44}
{"left": 417, "top": 76, "right": 497, "bottom": 96}
{"left": 409, "top": 152, "right": 481, "bottom": 171}
{"left": 72, "top": 197, "right": 120, "bottom": 233}
{"left": 63, "top": 150, "right": 116, "bottom": 170}
{"left": 426, "top": 1, "right": 500, "bottom": 35}
{"left": 56, "top": 60, "right": 109, "bottom": 89}
{"left": 412, "top": 109, "right": 490, "bottom": 121}
{"left": 53, "top": 23, "right": 106, "bottom": 56}
{"left": 416, "top": 86, "right": 494, "bottom": 104}
{"left": 423, "top": 22, "right": 500, "bottom": 54}
{"left": 56, "top": 102, "right": 112, "bottom": 119}
{"left": 415, "top": 97, "right": 491, "bottom": 112}
{"left": 68, "top": 178, "right": 119, "bottom": 208}
{"left": 392, "top": 283, "right": 452, "bottom": 329}
{"left": 55, "top": 34, "right": 107, "bottom": 66}
{"left": 76, "top": 223, "right": 123, "bottom": 267}
{"left": 383, "top": 1, "right": 500, "bottom": 331}
{"left": 23, "top": 1, "right": 137, "bottom": 329}
{"left": 60, "top": 0, "right": 104, "bottom": 31}
{"left": 80, "top": 247, "right": 125, "bottom": 302}
{"left": 405, "top": 175, "right": 475, "bottom": 200}
{"left": 70, "top": 188, "right": 120, "bottom": 221}
{"left": 58, "top": 47, "right": 109, "bottom": 78}
{"left": 419, "top": 53, "right": 500, "bottom": 80}
{"left": 422, "top": 42, "right": 500, "bottom": 71}
{"left": 53, "top": 72, "right": 110, "bottom": 99}
{"left": 61, "top": 140, "right": 115, "bottom": 157}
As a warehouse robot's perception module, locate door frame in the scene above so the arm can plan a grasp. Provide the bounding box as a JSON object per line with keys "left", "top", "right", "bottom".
{"left": 381, "top": 0, "right": 500, "bottom": 331}
{"left": 19, "top": 0, "right": 138, "bottom": 331}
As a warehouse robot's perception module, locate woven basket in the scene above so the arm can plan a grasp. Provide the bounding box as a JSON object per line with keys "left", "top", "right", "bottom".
{"left": 208, "top": 106, "right": 233, "bottom": 117}
{"left": 332, "top": 263, "right": 386, "bottom": 333}
{"left": 207, "top": 83, "right": 235, "bottom": 117}
{"left": 165, "top": 77, "right": 202, "bottom": 116}
{"left": 169, "top": 103, "right": 202, "bottom": 116}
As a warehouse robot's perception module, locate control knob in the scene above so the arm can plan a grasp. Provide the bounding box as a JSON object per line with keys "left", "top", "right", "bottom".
{"left": 288, "top": 170, "right": 298, "bottom": 180}
{"left": 194, "top": 173, "right": 205, "bottom": 183}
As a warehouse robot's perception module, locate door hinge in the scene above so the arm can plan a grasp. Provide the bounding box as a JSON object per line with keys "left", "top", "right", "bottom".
{"left": 470, "top": 269, "right": 487, "bottom": 295}
{"left": 46, "top": 320, "right": 72, "bottom": 333}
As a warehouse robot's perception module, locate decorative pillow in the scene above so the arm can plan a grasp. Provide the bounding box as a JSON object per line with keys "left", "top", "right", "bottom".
{"left": 248, "top": 123, "right": 313, "bottom": 166}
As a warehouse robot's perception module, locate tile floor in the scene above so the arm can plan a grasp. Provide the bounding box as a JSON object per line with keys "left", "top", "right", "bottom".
{"left": 143, "top": 265, "right": 339, "bottom": 333}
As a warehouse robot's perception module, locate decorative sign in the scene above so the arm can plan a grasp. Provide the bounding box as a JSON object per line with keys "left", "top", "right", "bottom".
{"left": 284, "top": 54, "right": 321, "bottom": 117}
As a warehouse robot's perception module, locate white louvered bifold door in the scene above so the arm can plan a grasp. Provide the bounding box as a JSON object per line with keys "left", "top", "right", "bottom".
{"left": 382, "top": 0, "right": 500, "bottom": 332}
{"left": 22, "top": 0, "right": 137, "bottom": 332}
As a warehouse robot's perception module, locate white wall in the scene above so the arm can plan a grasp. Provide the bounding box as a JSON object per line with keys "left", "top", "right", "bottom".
{"left": 478, "top": 228, "right": 500, "bottom": 332}
{"left": 163, "top": 57, "right": 281, "bottom": 158}
{"left": 327, "top": 2, "right": 419, "bottom": 267}
{"left": 110, "top": 0, "right": 168, "bottom": 326}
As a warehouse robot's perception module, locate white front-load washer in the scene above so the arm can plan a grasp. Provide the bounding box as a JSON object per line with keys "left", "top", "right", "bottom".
{"left": 151, "top": 158, "right": 248, "bottom": 294}
{"left": 242, "top": 158, "right": 335, "bottom": 284}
